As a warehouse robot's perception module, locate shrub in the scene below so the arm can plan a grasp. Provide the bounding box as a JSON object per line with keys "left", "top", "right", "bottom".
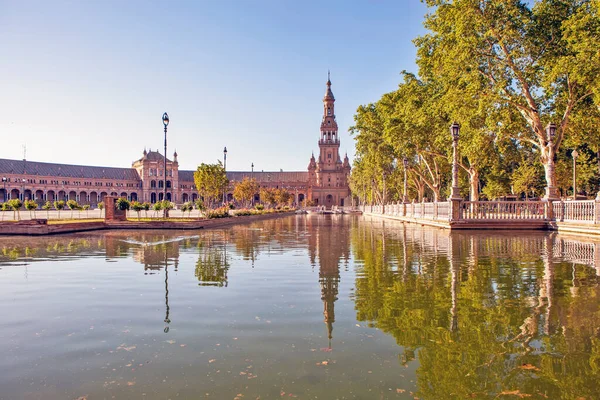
{"left": 194, "top": 198, "right": 205, "bottom": 211}
{"left": 131, "top": 201, "right": 144, "bottom": 220}
{"left": 255, "top": 204, "right": 264, "bottom": 211}
{"left": 116, "top": 198, "right": 130, "bottom": 211}
{"left": 82, "top": 204, "right": 90, "bottom": 210}
{"left": 98, "top": 201, "right": 104, "bottom": 210}
{"left": 207, "top": 206, "right": 230, "bottom": 219}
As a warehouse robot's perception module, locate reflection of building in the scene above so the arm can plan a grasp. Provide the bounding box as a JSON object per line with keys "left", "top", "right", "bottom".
{"left": 0, "top": 77, "right": 350, "bottom": 208}
{"left": 308, "top": 216, "right": 351, "bottom": 345}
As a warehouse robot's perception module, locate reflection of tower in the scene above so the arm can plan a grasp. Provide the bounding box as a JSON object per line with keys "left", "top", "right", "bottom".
{"left": 308, "top": 215, "right": 350, "bottom": 348}
{"left": 320, "top": 268, "right": 339, "bottom": 345}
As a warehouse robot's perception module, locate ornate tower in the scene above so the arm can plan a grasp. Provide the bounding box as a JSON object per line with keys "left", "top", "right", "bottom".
{"left": 308, "top": 73, "right": 351, "bottom": 208}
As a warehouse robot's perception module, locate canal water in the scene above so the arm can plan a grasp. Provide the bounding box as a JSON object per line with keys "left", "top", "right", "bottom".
{"left": 0, "top": 215, "right": 599, "bottom": 399}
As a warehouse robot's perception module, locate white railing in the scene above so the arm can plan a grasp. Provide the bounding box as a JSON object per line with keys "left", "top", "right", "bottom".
{"left": 553, "top": 200, "right": 597, "bottom": 223}
{"left": 461, "top": 201, "right": 546, "bottom": 220}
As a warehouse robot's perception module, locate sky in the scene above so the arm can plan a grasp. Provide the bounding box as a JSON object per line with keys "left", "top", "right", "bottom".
{"left": 0, "top": 0, "right": 429, "bottom": 172}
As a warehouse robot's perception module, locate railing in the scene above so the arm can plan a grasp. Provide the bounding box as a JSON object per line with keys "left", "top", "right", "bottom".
{"left": 461, "top": 201, "right": 546, "bottom": 220}
{"left": 553, "top": 200, "right": 597, "bottom": 223}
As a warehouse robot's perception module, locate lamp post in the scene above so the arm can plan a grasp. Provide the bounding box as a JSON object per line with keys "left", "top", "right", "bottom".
{"left": 572, "top": 149, "right": 579, "bottom": 199}
{"left": 544, "top": 122, "right": 559, "bottom": 200}
{"left": 162, "top": 112, "right": 169, "bottom": 203}
{"left": 1, "top": 177, "right": 6, "bottom": 201}
{"left": 402, "top": 157, "right": 409, "bottom": 203}
{"left": 223, "top": 147, "right": 227, "bottom": 204}
{"left": 450, "top": 122, "right": 461, "bottom": 199}
{"left": 251, "top": 162, "right": 254, "bottom": 180}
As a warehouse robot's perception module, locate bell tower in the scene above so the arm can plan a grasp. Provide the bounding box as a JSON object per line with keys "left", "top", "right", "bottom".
{"left": 307, "top": 72, "right": 351, "bottom": 208}
{"left": 319, "top": 71, "right": 341, "bottom": 168}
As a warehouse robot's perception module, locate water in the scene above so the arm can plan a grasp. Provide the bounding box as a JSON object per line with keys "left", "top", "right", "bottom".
{"left": 0, "top": 215, "right": 599, "bottom": 400}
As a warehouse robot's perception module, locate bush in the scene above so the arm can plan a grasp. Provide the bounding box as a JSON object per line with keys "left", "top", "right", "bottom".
{"left": 116, "top": 198, "right": 130, "bottom": 211}
{"left": 194, "top": 198, "right": 205, "bottom": 210}
{"left": 24, "top": 199, "right": 38, "bottom": 211}
{"left": 255, "top": 204, "right": 264, "bottom": 211}
{"left": 82, "top": 204, "right": 90, "bottom": 210}
{"left": 207, "top": 206, "right": 231, "bottom": 219}
{"left": 66, "top": 200, "right": 79, "bottom": 210}
{"left": 98, "top": 201, "right": 104, "bottom": 210}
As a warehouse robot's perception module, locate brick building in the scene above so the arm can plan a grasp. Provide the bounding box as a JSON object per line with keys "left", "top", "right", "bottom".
{"left": 0, "top": 77, "right": 350, "bottom": 208}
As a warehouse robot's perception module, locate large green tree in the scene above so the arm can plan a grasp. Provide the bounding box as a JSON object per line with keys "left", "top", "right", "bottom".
{"left": 415, "top": 0, "right": 600, "bottom": 197}
{"left": 193, "top": 161, "right": 228, "bottom": 209}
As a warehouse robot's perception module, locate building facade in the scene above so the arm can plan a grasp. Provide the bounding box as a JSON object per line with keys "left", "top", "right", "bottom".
{"left": 0, "top": 78, "right": 351, "bottom": 208}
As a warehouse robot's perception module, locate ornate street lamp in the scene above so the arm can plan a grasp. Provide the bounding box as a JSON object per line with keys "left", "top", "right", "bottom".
{"left": 572, "top": 149, "right": 579, "bottom": 199}
{"left": 403, "top": 157, "right": 409, "bottom": 203}
{"left": 544, "top": 122, "right": 559, "bottom": 200}
{"left": 162, "top": 112, "right": 169, "bottom": 207}
{"left": 450, "top": 122, "right": 461, "bottom": 199}
{"left": 223, "top": 147, "right": 228, "bottom": 204}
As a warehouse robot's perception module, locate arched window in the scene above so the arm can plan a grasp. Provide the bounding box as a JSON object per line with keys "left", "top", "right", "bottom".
{"left": 327, "top": 107, "right": 331, "bottom": 116}
{"left": 150, "top": 180, "right": 156, "bottom": 188}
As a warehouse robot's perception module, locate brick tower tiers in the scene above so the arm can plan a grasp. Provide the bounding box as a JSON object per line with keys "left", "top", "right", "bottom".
{"left": 307, "top": 73, "right": 351, "bottom": 208}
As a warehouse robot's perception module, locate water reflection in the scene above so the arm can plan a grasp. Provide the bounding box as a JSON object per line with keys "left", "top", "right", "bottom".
{"left": 1, "top": 217, "right": 600, "bottom": 399}
{"left": 354, "top": 218, "right": 600, "bottom": 399}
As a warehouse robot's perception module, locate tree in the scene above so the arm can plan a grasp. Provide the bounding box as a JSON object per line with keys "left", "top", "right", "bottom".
{"left": 274, "top": 188, "right": 292, "bottom": 207}
{"left": 152, "top": 201, "right": 163, "bottom": 218}
{"left": 66, "top": 199, "right": 79, "bottom": 218}
{"left": 233, "top": 177, "right": 259, "bottom": 208}
{"left": 512, "top": 163, "right": 544, "bottom": 200}
{"left": 259, "top": 187, "right": 277, "bottom": 208}
{"left": 24, "top": 199, "right": 38, "bottom": 219}
{"left": 415, "top": 0, "right": 600, "bottom": 196}
{"left": 8, "top": 199, "right": 23, "bottom": 220}
{"left": 42, "top": 201, "right": 51, "bottom": 219}
{"left": 54, "top": 200, "right": 65, "bottom": 219}
{"left": 131, "top": 201, "right": 144, "bottom": 220}
{"left": 142, "top": 202, "right": 151, "bottom": 218}
{"left": 194, "top": 161, "right": 228, "bottom": 209}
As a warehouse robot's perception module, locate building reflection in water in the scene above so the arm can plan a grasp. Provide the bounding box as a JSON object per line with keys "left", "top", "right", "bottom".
{"left": 307, "top": 215, "right": 351, "bottom": 348}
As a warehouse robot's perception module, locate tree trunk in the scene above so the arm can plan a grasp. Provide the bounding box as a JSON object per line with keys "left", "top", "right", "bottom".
{"left": 541, "top": 144, "right": 557, "bottom": 192}
{"left": 469, "top": 168, "right": 480, "bottom": 201}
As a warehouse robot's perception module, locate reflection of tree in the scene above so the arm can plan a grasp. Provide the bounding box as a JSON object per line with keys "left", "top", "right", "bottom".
{"left": 195, "top": 232, "right": 230, "bottom": 287}
{"left": 352, "top": 221, "right": 600, "bottom": 399}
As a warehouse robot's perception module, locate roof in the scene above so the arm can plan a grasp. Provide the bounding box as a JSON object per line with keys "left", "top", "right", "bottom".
{"left": 179, "top": 170, "right": 309, "bottom": 183}
{"left": 0, "top": 158, "right": 140, "bottom": 180}
{"left": 136, "top": 150, "right": 171, "bottom": 163}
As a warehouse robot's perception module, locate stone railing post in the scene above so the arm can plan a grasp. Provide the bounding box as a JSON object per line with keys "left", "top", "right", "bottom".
{"left": 595, "top": 195, "right": 600, "bottom": 224}
{"left": 544, "top": 199, "right": 555, "bottom": 221}
{"left": 450, "top": 199, "right": 462, "bottom": 222}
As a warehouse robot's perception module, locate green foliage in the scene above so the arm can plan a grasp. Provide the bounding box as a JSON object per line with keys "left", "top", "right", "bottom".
{"left": 130, "top": 201, "right": 143, "bottom": 220}
{"left": 82, "top": 204, "right": 90, "bottom": 210}
{"left": 115, "top": 198, "right": 130, "bottom": 211}
{"left": 97, "top": 201, "right": 104, "bottom": 210}
{"left": 233, "top": 177, "right": 259, "bottom": 208}
{"left": 42, "top": 201, "right": 51, "bottom": 211}
{"left": 254, "top": 204, "right": 264, "bottom": 211}
{"left": 66, "top": 200, "right": 79, "bottom": 210}
{"left": 193, "top": 162, "right": 228, "bottom": 209}
{"left": 24, "top": 199, "right": 37, "bottom": 211}
{"left": 54, "top": 200, "right": 65, "bottom": 210}
{"left": 142, "top": 202, "right": 151, "bottom": 211}
{"left": 8, "top": 199, "right": 23, "bottom": 211}
{"left": 194, "top": 198, "right": 205, "bottom": 210}
{"left": 153, "top": 202, "right": 163, "bottom": 211}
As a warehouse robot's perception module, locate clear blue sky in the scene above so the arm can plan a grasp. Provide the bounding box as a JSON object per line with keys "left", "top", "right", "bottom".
{"left": 0, "top": 0, "right": 428, "bottom": 172}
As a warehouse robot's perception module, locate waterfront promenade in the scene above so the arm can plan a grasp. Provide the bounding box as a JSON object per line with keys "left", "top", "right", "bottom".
{"left": 361, "top": 198, "right": 600, "bottom": 236}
